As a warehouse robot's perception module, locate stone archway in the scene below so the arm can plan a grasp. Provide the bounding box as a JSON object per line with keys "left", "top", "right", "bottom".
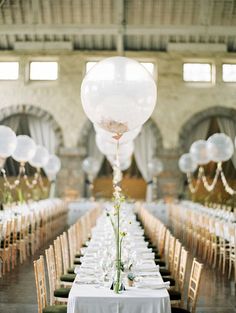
{"left": 0, "top": 104, "right": 64, "bottom": 151}
{"left": 178, "top": 106, "right": 236, "bottom": 152}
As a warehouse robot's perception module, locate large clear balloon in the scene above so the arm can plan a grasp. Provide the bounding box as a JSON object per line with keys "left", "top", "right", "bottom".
{"left": 82, "top": 157, "right": 100, "bottom": 176}
{"left": 43, "top": 154, "right": 61, "bottom": 180}
{"left": 94, "top": 124, "right": 141, "bottom": 144}
{"left": 190, "top": 140, "right": 211, "bottom": 165}
{"left": 0, "top": 125, "right": 17, "bottom": 159}
{"left": 96, "top": 134, "right": 134, "bottom": 158}
{"left": 81, "top": 57, "right": 157, "bottom": 134}
{"left": 148, "top": 158, "right": 164, "bottom": 176}
{"left": 207, "top": 133, "right": 234, "bottom": 162}
{"left": 178, "top": 153, "right": 198, "bottom": 173}
{"left": 29, "top": 145, "right": 49, "bottom": 168}
{"left": 119, "top": 158, "right": 132, "bottom": 171}
{"left": 12, "top": 135, "right": 36, "bottom": 163}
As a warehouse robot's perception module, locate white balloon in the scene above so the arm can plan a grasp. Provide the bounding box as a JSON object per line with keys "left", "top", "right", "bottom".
{"left": 81, "top": 57, "right": 157, "bottom": 134}
{"left": 82, "top": 157, "right": 100, "bottom": 176}
{"left": 29, "top": 145, "right": 49, "bottom": 168}
{"left": 148, "top": 158, "right": 164, "bottom": 176}
{"left": 0, "top": 125, "right": 17, "bottom": 158}
{"left": 207, "top": 133, "right": 234, "bottom": 162}
{"left": 179, "top": 153, "right": 198, "bottom": 173}
{"left": 43, "top": 155, "right": 61, "bottom": 180}
{"left": 94, "top": 124, "right": 141, "bottom": 144}
{"left": 96, "top": 134, "right": 134, "bottom": 158}
{"left": 12, "top": 135, "right": 36, "bottom": 163}
{"left": 120, "top": 158, "right": 132, "bottom": 171}
{"left": 190, "top": 140, "right": 211, "bottom": 165}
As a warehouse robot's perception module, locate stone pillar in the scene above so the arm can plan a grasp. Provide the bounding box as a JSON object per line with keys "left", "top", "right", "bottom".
{"left": 56, "top": 146, "right": 86, "bottom": 199}
{"left": 156, "top": 148, "right": 182, "bottom": 200}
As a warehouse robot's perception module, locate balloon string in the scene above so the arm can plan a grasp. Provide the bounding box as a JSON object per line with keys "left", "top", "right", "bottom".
{"left": 187, "top": 167, "right": 203, "bottom": 193}
{"left": 187, "top": 162, "right": 236, "bottom": 195}
{"left": 201, "top": 163, "right": 221, "bottom": 192}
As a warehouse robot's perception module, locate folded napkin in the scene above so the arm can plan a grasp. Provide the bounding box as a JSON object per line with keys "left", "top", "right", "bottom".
{"left": 137, "top": 271, "right": 160, "bottom": 277}
{"left": 135, "top": 280, "right": 170, "bottom": 289}
{"left": 135, "top": 264, "right": 159, "bottom": 272}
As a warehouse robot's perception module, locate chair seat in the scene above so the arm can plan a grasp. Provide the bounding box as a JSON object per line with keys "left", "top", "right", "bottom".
{"left": 75, "top": 253, "right": 82, "bottom": 258}
{"left": 168, "top": 289, "right": 181, "bottom": 300}
{"left": 171, "top": 307, "right": 189, "bottom": 313}
{"left": 43, "top": 304, "right": 67, "bottom": 313}
{"left": 163, "top": 276, "right": 175, "bottom": 286}
{"left": 60, "top": 273, "right": 76, "bottom": 282}
{"left": 74, "top": 259, "right": 82, "bottom": 265}
{"left": 155, "top": 259, "right": 166, "bottom": 267}
{"left": 160, "top": 268, "right": 171, "bottom": 276}
{"left": 67, "top": 267, "right": 75, "bottom": 274}
{"left": 54, "top": 287, "right": 70, "bottom": 298}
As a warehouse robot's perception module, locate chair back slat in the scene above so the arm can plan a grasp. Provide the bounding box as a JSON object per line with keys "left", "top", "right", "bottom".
{"left": 178, "top": 247, "right": 188, "bottom": 294}
{"left": 60, "top": 232, "right": 70, "bottom": 274}
{"left": 45, "top": 245, "right": 57, "bottom": 305}
{"left": 34, "top": 255, "right": 47, "bottom": 313}
{"left": 187, "top": 258, "right": 203, "bottom": 313}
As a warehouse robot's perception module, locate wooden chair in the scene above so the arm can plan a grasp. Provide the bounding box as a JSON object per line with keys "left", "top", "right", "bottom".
{"left": 54, "top": 236, "right": 74, "bottom": 286}
{"left": 11, "top": 218, "right": 18, "bottom": 269}
{"left": 17, "top": 216, "right": 27, "bottom": 264}
{"left": 218, "top": 222, "right": 230, "bottom": 274}
{"left": 34, "top": 255, "right": 67, "bottom": 313}
{"left": 168, "top": 246, "right": 188, "bottom": 304}
{"left": 171, "top": 258, "right": 203, "bottom": 313}
{"left": 0, "top": 220, "right": 12, "bottom": 275}
{"left": 228, "top": 226, "right": 236, "bottom": 281}
{"left": 45, "top": 245, "right": 70, "bottom": 305}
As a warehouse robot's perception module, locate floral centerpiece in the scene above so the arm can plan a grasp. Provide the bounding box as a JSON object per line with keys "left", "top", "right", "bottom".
{"left": 107, "top": 161, "right": 127, "bottom": 293}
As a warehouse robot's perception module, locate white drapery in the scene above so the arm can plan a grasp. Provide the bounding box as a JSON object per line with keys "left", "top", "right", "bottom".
{"left": 217, "top": 117, "right": 236, "bottom": 169}
{"left": 87, "top": 127, "right": 104, "bottom": 178}
{"left": 134, "top": 121, "right": 158, "bottom": 202}
{"left": 186, "top": 118, "right": 211, "bottom": 150}
{"left": 28, "top": 115, "right": 57, "bottom": 154}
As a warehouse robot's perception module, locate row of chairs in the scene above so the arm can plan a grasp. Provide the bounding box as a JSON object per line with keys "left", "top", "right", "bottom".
{"left": 169, "top": 203, "right": 236, "bottom": 281}
{"left": 136, "top": 205, "right": 203, "bottom": 313}
{"left": 0, "top": 200, "right": 67, "bottom": 276}
{"left": 34, "top": 205, "right": 101, "bottom": 313}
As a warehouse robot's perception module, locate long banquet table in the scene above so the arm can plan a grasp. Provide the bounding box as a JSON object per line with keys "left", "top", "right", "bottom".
{"left": 68, "top": 204, "right": 171, "bottom": 313}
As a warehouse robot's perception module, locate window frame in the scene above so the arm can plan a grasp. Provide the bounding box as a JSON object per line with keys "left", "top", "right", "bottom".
{"left": 28, "top": 60, "right": 59, "bottom": 82}
{"left": 0, "top": 61, "right": 20, "bottom": 81}
{"left": 182, "top": 61, "right": 215, "bottom": 86}
{"left": 222, "top": 63, "right": 236, "bottom": 83}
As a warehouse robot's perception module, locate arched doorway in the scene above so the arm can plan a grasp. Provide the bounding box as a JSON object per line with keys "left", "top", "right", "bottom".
{"left": 0, "top": 104, "right": 64, "bottom": 200}
{"left": 178, "top": 106, "right": 236, "bottom": 203}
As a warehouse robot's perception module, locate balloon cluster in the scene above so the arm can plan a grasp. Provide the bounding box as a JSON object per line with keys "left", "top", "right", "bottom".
{"left": 178, "top": 133, "right": 236, "bottom": 195}
{"left": 81, "top": 56, "right": 157, "bottom": 176}
{"left": 0, "top": 125, "right": 61, "bottom": 194}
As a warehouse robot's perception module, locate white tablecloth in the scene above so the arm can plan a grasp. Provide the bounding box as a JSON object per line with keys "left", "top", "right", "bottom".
{"left": 67, "top": 203, "right": 171, "bottom": 313}
{"left": 68, "top": 283, "right": 171, "bottom": 313}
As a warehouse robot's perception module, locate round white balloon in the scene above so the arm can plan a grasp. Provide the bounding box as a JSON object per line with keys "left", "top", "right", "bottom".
{"left": 120, "top": 158, "right": 132, "bottom": 171}
{"left": 43, "top": 155, "right": 61, "bottom": 180}
{"left": 207, "top": 133, "right": 234, "bottom": 162}
{"left": 178, "top": 153, "right": 198, "bottom": 173}
{"left": 0, "top": 125, "right": 17, "bottom": 158}
{"left": 96, "top": 134, "right": 134, "bottom": 158}
{"left": 148, "top": 158, "right": 164, "bottom": 176}
{"left": 81, "top": 57, "right": 157, "bottom": 134}
{"left": 82, "top": 157, "right": 100, "bottom": 176}
{"left": 29, "top": 145, "right": 49, "bottom": 168}
{"left": 190, "top": 140, "right": 211, "bottom": 165}
{"left": 12, "top": 135, "right": 36, "bottom": 163}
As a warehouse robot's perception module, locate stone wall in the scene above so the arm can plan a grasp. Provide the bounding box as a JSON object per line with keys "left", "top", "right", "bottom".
{"left": 0, "top": 50, "right": 235, "bottom": 198}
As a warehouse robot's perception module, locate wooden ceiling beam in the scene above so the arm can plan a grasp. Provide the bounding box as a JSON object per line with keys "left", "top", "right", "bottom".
{"left": 0, "top": 24, "right": 236, "bottom": 37}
